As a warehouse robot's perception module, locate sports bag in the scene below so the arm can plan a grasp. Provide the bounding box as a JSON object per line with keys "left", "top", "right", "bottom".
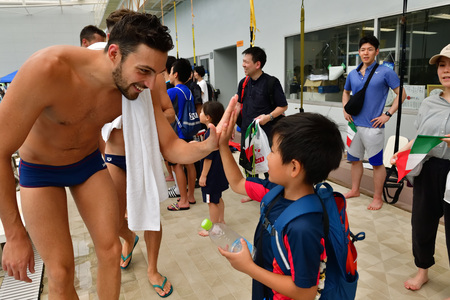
{"left": 174, "top": 87, "right": 202, "bottom": 138}
{"left": 344, "top": 63, "right": 379, "bottom": 116}
{"left": 260, "top": 182, "right": 365, "bottom": 300}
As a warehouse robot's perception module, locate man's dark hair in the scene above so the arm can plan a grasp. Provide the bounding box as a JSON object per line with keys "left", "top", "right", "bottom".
{"left": 242, "top": 46, "right": 267, "bottom": 69}
{"left": 106, "top": 8, "right": 138, "bottom": 32}
{"left": 272, "top": 113, "right": 344, "bottom": 185}
{"left": 171, "top": 58, "right": 192, "bottom": 83}
{"left": 359, "top": 35, "right": 380, "bottom": 50}
{"left": 194, "top": 65, "right": 206, "bottom": 78}
{"left": 106, "top": 13, "right": 173, "bottom": 60}
{"left": 202, "top": 101, "right": 224, "bottom": 126}
{"left": 79, "top": 25, "right": 106, "bottom": 45}
{"left": 166, "top": 55, "right": 177, "bottom": 72}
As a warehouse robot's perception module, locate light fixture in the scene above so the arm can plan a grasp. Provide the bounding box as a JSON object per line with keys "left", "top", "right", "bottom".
{"left": 407, "top": 30, "right": 437, "bottom": 35}
{"left": 430, "top": 13, "right": 450, "bottom": 20}
{"left": 363, "top": 26, "right": 395, "bottom": 32}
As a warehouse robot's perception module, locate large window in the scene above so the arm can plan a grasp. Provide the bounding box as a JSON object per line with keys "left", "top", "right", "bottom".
{"left": 285, "top": 20, "right": 374, "bottom": 102}
{"left": 285, "top": 4, "right": 450, "bottom": 107}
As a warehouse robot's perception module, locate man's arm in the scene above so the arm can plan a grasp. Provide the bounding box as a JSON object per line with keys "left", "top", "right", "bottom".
{"left": 371, "top": 86, "right": 407, "bottom": 128}
{"left": 342, "top": 89, "right": 353, "bottom": 122}
{"left": 0, "top": 61, "right": 47, "bottom": 281}
{"left": 153, "top": 90, "right": 239, "bottom": 164}
{"left": 256, "top": 105, "right": 288, "bottom": 126}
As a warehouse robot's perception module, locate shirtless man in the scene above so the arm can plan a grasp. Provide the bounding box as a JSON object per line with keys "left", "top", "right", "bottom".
{"left": 0, "top": 13, "right": 234, "bottom": 299}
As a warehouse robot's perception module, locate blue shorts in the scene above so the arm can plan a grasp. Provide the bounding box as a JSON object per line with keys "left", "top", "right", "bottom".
{"left": 105, "top": 154, "right": 126, "bottom": 171}
{"left": 202, "top": 191, "right": 223, "bottom": 204}
{"left": 19, "top": 149, "right": 106, "bottom": 188}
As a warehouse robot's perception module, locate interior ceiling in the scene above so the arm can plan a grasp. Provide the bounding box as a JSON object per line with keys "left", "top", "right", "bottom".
{"left": 0, "top": 0, "right": 185, "bottom": 29}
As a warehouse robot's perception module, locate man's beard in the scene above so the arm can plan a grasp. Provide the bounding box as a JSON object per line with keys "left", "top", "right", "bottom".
{"left": 112, "top": 63, "right": 138, "bottom": 100}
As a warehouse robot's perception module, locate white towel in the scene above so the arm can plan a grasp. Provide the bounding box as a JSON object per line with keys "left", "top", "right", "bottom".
{"left": 122, "top": 90, "right": 168, "bottom": 231}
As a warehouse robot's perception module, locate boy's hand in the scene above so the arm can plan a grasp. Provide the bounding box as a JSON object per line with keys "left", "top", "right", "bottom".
{"left": 218, "top": 238, "right": 254, "bottom": 274}
{"left": 390, "top": 152, "right": 398, "bottom": 166}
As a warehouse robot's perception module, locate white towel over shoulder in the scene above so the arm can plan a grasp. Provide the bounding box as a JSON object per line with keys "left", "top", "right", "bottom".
{"left": 122, "top": 90, "right": 168, "bottom": 231}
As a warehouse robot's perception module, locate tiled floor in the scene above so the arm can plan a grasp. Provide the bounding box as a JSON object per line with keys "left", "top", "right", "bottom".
{"left": 2, "top": 158, "right": 450, "bottom": 299}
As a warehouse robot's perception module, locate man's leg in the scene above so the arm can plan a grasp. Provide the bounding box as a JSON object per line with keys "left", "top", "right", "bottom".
{"left": 368, "top": 165, "right": 385, "bottom": 210}
{"left": 106, "top": 163, "right": 137, "bottom": 268}
{"left": 70, "top": 169, "right": 121, "bottom": 299}
{"left": 186, "top": 163, "right": 196, "bottom": 204}
{"left": 344, "top": 161, "right": 363, "bottom": 199}
{"left": 21, "top": 186, "right": 78, "bottom": 298}
{"left": 168, "top": 164, "right": 189, "bottom": 210}
{"left": 144, "top": 228, "right": 173, "bottom": 297}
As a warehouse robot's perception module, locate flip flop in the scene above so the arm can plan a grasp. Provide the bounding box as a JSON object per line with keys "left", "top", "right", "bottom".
{"left": 168, "top": 186, "right": 180, "bottom": 198}
{"left": 177, "top": 198, "right": 196, "bottom": 204}
{"left": 167, "top": 203, "right": 189, "bottom": 211}
{"left": 120, "top": 235, "right": 139, "bottom": 270}
{"left": 152, "top": 274, "right": 173, "bottom": 298}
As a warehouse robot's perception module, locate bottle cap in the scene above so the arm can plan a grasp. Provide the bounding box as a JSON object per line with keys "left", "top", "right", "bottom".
{"left": 201, "top": 218, "right": 213, "bottom": 231}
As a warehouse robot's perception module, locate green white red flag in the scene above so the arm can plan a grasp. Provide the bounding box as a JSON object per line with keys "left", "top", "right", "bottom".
{"left": 346, "top": 121, "right": 357, "bottom": 147}
{"left": 396, "top": 135, "right": 446, "bottom": 182}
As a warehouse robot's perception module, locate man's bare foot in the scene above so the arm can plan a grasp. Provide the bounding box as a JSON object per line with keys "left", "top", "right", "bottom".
{"left": 198, "top": 229, "right": 209, "bottom": 237}
{"left": 404, "top": 269, "right": 429, "bottom": 291}
{"left": 367, "top": 199, "right": 383, "bottom": 210}
{"left": 149, "top": 272, "right": 173, "bottom": 297}
{"left": 344, "top": 190, "right": 360, "bottom": 199}
{"left": 241, "top": 197, "right": 253, "bottom": 203}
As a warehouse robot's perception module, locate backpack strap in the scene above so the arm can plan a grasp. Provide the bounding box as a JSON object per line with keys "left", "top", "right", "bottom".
{"left": 260, "top": 185, "right": 324, "bottom": 275}
{"left": 239, "top": 76, "right": 250, "bottom": 103}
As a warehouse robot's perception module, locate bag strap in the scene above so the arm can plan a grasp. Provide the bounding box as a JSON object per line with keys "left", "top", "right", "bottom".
{"left": 239, "top": 76, "right": 250, "bottom": 103}
{"left": 360, "top": 63, "right": 379, "bottom": 91}
{"left": 175, "top": 86, "right": 192, "bottom": 101}
{"left": 266, "top": 75, "right": 277, "bottom": 108}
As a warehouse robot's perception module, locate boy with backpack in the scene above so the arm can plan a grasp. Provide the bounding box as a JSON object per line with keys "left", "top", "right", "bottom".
{"left": 217, "top": 108, "right": 355, "bottom": 299}
{"left": 166, "top": 58, "right": 200, "bottom": 210}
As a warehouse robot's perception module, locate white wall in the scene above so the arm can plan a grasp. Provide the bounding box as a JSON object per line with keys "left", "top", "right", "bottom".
{"left": 0, "top": 6, "right": 96, "bottom": 76}
{"left": 162, "top": 0, "right": 449, "bottom": 88}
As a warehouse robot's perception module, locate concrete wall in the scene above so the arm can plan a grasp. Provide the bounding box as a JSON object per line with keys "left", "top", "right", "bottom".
{"left": 0, "top": 6, "right": 96, "bottom": 76}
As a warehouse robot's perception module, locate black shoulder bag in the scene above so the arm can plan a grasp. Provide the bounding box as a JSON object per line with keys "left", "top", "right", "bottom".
{"left": 344, "top": 63, "right": 379, "bottom": 116}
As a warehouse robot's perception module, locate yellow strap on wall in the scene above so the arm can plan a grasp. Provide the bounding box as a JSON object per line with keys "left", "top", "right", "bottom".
{"left": 249, "top": 0, "right": 258, "bottom": 47}
{"left": 191, "top": 0, "right": 196, "bottom": 65}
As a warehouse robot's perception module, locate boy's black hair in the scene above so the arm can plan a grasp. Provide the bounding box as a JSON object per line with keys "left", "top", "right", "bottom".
{"left": 171, "top": 58, "right": 192, "bottom": 84}
{"left": 194, "top": 65, "right": 206, "bottom": 77}
{"left": 272, "top": 113, "right": 344, "bottom": 185}
{"left": 359, "top": 35, "right": 380, "bottom": 50}
{"left": 202, "top": 101, "right": 224, "bottom": 126}
{"left": 166, "top": 55, "right": 176, "bottom": 72}
{"left": 106, "top": 13, "right": 173, "bottom": 60}
{"left": 79, "top": 25, "right": 106, "bottom": 45}
{"left": 242, "top": 46, "right": 267, "bottom": 69}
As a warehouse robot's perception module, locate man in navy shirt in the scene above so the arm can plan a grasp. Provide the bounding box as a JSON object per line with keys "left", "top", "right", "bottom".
{"left": 236, "top": 47, "right": 288, "bottom": 203}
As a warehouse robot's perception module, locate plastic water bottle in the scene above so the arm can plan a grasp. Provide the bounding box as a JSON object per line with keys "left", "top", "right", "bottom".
{"left": 201, "top": 218, "right": 255, "bottom": 256}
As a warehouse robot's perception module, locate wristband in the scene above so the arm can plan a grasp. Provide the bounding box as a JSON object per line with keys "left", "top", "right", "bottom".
{"left": 269, "top": 113, "right": 274, "bottom": 121}
{"left": 384, "top": 111, "right": 392, "bottom": 117}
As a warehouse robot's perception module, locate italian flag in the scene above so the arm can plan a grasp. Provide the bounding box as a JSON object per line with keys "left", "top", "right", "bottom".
{"left": 347, "top": 121, "right": 357, "bottom": 147}
{"left": 396, "top": 135, "right": 446, "bottom": 182}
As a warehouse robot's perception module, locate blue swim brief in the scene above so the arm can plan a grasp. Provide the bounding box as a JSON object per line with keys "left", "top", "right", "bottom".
{"left": 104, "top": 154, "right": 126, "bottom": 171}
{"left": 19, "top": 149, "right": 106, "bottom": 188}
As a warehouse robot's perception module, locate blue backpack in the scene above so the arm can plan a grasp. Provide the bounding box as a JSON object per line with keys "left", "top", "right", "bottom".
{"left": 260, "top": 182, "right": 365, "bottom": 300}
{"left": 174, "top": 86, "right": 201, "bottom": 138}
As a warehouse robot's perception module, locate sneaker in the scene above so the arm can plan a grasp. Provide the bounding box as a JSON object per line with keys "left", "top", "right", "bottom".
{"left": 168, "top": 186, "right": 180, "bottom": 198}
